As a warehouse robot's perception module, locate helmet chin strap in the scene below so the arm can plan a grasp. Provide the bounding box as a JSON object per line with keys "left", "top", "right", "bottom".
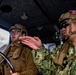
{"left": 65, "top": 31, "right": 76, "bottom": 40}
{"left": 69, "top": 31, "right": 76, "bottom": 35}
{"left": 64, "top": 32, "right": 76, "bottom": 40}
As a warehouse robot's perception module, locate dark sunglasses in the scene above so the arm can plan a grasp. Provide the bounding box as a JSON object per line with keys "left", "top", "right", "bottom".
{"left": 60, "top": 22, "right": 70, "bottom": 29}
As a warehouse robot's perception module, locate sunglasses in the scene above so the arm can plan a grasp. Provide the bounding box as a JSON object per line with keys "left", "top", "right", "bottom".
{"left": 10, "top": 29, "right": 21, "bottom": 34}
{"left": 60, "top": 22, "right": 70, "bottom": 29}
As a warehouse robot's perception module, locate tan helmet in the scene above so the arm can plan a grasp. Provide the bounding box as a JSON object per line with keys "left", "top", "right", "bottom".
{"left": 9, "top": 24, "right": 27, "bottom": 34}
{"left": 59, "top": 10, "right": 76, "bottom": 23}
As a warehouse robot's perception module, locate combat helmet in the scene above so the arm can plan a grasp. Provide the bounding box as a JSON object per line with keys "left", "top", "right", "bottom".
{"left": 59, "top": 10, "right": 76, "bottom": 23}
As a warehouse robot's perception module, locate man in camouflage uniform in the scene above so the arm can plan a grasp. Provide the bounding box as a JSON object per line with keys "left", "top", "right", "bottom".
{"left": 19, "top": 10, "right": 76, "bottom": 75}
{"left": 49, "top": 10, "right": 76, "bottom": 75}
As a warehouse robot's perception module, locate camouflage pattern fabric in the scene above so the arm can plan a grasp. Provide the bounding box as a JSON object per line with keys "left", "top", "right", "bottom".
{"left": 32, "top": 41, "right": 76, "bottom": 75}
{"left": 50, "top": 41, "right": 76, "bottom": 75}
{"left": 32, "top": 46, "right": 51, "bottom": 75}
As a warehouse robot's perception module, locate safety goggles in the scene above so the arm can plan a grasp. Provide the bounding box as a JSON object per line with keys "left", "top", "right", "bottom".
{"left": 60, "top": 22, "right": 70, "bottom": 29}
{"left": 10, "top": 29, "right": 21, "bottom": 34}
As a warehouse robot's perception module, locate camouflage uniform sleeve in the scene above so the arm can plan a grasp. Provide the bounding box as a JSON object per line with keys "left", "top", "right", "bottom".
{"left": 32, "top": 45, "right": 51, "bottom": 75}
